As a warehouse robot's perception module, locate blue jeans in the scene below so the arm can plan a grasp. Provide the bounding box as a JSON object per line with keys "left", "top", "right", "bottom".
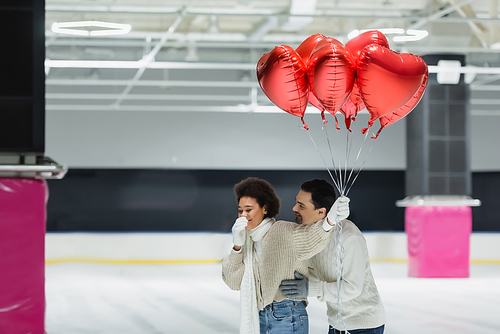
{"left": 328, "top": 325, "right": 385, "bottom": 334}
{"left": 259, "top": 300, "right": 309, "bottom": 334}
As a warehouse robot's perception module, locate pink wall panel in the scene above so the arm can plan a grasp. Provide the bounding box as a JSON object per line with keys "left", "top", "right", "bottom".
{"left": 406, "top": 206, "right": 472, "bottom": 278}
{"left": 0, "top": 178, "right": 48, "bottom": 333}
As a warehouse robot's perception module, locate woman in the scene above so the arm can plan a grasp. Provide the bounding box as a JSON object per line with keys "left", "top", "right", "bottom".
{"left": 222, "top": 177, "right": 345, "bottom": 334}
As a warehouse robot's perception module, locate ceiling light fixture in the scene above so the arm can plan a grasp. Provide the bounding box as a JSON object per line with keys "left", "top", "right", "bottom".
{"left": 347, "top": 28, "right": 428, "bottom": 42}
{"left": 393, "top": 29, "right": 429, "bottom": 42}
{"left": 436, "top": 60, "right": 462, "bottom": 84}
{"left": 51, "top": 21, "right": 131, "bottom": 37}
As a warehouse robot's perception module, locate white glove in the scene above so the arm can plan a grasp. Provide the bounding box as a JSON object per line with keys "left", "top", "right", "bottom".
{"left": 327, "top": 196, "right": 350, "bottom": 224}
{"left": 232, "top": 217, "right": 248, "bottom": 246}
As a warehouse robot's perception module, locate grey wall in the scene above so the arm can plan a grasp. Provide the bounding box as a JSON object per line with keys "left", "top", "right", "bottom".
{"left": 45, "top": 109, "right": 499, "bottom": 171}
{"left": 470, "top": 116, "right": 500, "bottom": 171}
{"left": 45, "top": 110, "right": 406, "bottom": 170}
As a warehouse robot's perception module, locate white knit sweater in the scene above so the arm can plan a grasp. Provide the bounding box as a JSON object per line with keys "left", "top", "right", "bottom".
{"left": 307, "top": 219, "right": 386, "bottom": 331}
{"left": 222, "top": 219, "right": 333, "bottom": 311}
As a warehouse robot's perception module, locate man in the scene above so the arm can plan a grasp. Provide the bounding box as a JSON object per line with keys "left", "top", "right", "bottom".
{"left": 279, "top": 179, "right": 385, "bottom": 334}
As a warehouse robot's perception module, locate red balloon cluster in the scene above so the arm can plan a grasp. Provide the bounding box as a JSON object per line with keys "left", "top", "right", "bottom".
{"left": 256, "top": 31, "right": 428, "bottom": 138}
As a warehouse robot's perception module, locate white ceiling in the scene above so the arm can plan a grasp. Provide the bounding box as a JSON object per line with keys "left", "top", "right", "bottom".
{"left": 45, "top": 0, "right": 500, "bottom": 116}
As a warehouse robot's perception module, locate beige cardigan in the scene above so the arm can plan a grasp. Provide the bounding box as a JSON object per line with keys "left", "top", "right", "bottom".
{"left": 222, "top": 219, "right": 332, "bottom": 311}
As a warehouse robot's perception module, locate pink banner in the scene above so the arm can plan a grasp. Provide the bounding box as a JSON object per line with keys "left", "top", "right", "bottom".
{"left": 0, "top": 178, "right": 48, "bottom": 333}
{"left": 406, "top": 206, "right": 472, "bottom": 278}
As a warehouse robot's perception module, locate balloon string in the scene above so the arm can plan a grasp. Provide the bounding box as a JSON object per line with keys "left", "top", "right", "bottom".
{"left": 345, "top": 145, "right": 373, "bottom": 196}
{"left": 334, "top": 216, "right": 349, "bottom": 334}
{"left": 335, "top": 121, "right": 356, "bottom": 196}
{"left": 345, "top": 131, "right": 375, "bottom": 196}
{"left": 332, "top": 121, "right": 345, "bottom": 195}
{"left": 304, "top": 128, "right": 341, "bottom": 194}
{"left": 322, "top": 123, "right": 342, "bottom": 194}
{"left": 343, "top": 129, "right": 354, "bottom": 195}
{"left": 342, "top": 131, "right": 348, "bottom": 195}
{"left": 343, "top": 129, "right": 370, "bottom": 194}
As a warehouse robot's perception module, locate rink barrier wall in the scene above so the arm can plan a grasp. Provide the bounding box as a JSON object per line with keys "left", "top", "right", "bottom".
{"left": 45, "top": 232, "right": 500, "bottom": 265}
{"left": 45, "top": 169, "right": 500, "bottom": 233}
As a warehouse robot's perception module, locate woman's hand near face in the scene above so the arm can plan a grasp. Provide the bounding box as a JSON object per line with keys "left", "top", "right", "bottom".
{"left": 232, "top": 217, "right": 248, "bottom": 251}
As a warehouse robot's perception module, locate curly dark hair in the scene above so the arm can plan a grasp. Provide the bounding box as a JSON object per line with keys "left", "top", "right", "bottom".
{"left": 300, "top": 179, "right": 337, "bottom": 210}
{"left": 234, "top": 177, "right": 280, "bottom": 218}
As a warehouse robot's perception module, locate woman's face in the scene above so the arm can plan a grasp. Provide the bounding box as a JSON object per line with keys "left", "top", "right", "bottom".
{"left": 238, "top": 196, "right": 267, "bottom": 230}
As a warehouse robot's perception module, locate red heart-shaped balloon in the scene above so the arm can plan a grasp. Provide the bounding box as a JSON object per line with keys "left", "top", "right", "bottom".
{"left": 340, "top": 30, "right": 389, "bottom": 130}
{"left": 257, "top": 45, "right": 309, "bottom": 127}
{"left": 367, "top": 70, "right": 429, "bottom": 139}
{"left": 307, "top": 91, "right": 325, "bottom": 113}
{"left": 339, "top": 81, "right": 364, "bottom": 131}
{"left": 296, "top": 34, "right": 330, "bottom": 114}
{"left": 308, "top": 38, "right": 355, "bottom": 120}
{"left": 357, "top": 44, "right": 428, "bottom": 131}
{"left": 344, "top": 30, "right": 389, "bottom": 68}
{"left": 296, "top": 33, "right": 329, "bottom": 67}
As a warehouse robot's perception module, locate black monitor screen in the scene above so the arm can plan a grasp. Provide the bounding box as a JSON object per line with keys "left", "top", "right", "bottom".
{"left": 0, "top": 2, "right": 44, "bottom": 153}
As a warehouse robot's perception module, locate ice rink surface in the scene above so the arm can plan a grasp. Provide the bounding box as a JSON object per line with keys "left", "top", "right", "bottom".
{"left": 45, "top": 262, "right": 500, "bottom": 334}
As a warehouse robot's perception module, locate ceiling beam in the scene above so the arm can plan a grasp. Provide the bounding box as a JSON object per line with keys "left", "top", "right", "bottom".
{"left": 408, "top": 0, "right": 475, "bottom": 30}
{"left": 45, "top": 104, "right": 322, "bottom": 113}
{"left": 45, "top": 59, "right": 256, "bottom": 70}
{"left": 446, "top": 0, "right": 489, "bottom": 48}
{"left": 44, "top": 36, "right": 500, "bottom": 54}
{"left": 44, "top": 79, "right": 500, "bottom": 92}
{"left": 45, "top": 60, "right": 500, "bottom": 73}
{"left": 46, "top": 5, "right": 500, "bottom": 22}
{"left": 46, "top": 93, "right": 265, "bottom": 102}
{"left": 247, "top": 17, "right": 278, "bottom": 42}
{"left": 280, "top": 0, "right": 317, "bottom": 32}
{"left": 46, "top": 79, "right": 259, "bottom": 88}
{"left": 43, "top": 104, "right": 500, "bottom": 116}
{"left": 111, "top": 1, "right": 194, "bottom": 108}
